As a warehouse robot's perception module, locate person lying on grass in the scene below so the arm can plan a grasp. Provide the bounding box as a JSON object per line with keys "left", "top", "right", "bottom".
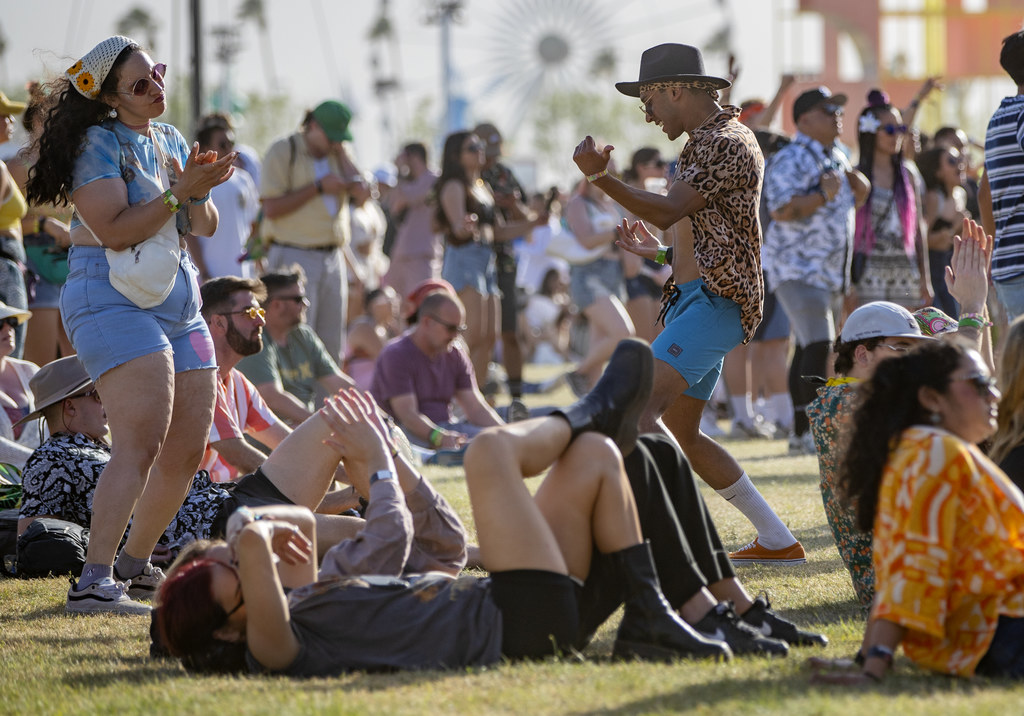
{"left": 812, "top": 340, "right": 1024, "bottom": 684}
{"left": 157, "top": 340, "right": 740, "bottom": 674}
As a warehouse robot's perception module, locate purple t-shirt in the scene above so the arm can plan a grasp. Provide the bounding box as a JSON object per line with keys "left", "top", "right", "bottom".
{"left": 370, "top": 334, "right": 473, "bottom": 425}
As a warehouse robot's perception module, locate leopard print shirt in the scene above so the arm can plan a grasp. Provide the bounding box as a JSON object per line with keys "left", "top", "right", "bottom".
{"left": 674, "top": 105, "right": 765, "bottom": 342}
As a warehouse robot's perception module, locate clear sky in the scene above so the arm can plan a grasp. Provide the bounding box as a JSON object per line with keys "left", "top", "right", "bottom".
{"left": 0, "top": 0, "right": 781, "bottom": 171}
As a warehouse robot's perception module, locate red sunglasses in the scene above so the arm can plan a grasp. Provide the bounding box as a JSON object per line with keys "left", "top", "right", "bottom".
{"left": 119, "top": 63, "right": 166, "bottom": 97}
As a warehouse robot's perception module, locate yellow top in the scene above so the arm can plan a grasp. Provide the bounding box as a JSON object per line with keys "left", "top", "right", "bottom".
{"left": 0, "top": 168, "right": 27, "bottom": 236}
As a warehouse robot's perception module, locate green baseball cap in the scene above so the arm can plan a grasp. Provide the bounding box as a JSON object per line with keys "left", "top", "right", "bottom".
{"left": 312, "top": 100, "right": 353, "bottom": 142}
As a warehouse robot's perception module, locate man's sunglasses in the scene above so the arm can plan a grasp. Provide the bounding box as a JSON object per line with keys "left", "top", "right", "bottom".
{"left": 0, "top": 317, "right": 18, "bottom": 330}
{"left": 427, "top": 314, "right": 467, "bottom": 334}
{"left": 273, "top": 294, "right": 310, "bottom": 306}
{"left": 218, "top": 307, "right": 266, "bottom": 320}
{"left": 117, "top": 63, "right": 166, "bottom": 97}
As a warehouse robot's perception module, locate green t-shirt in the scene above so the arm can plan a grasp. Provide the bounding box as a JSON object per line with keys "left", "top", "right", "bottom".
{"left": 236, "top": 324, "right": 340, "bottom": 409}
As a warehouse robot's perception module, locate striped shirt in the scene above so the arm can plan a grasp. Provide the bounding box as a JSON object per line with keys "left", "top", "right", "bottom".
{"left": 983, "top": 95, "right": 1024, "bottom": 282}
{"left": 201, "top": 368, "right": 281, "bottom": 483}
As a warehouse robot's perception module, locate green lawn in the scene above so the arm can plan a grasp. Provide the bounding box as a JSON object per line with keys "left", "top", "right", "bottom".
{"left": 2, "top": 371, "right": 1023, "bottom": 715}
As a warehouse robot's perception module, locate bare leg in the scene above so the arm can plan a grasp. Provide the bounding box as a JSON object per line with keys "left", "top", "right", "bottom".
{"left": 86, "top": 352, "right": 175, "bottom": 567}
{"left": 122, "top": 367, "right": 217, "bottom": 558}
{"left": 260, "top": 410, "right": 346, "bottom": 509}
{"left": 312, "top": 513, "right": 365, "bottom": 559}
{"left": 576, "top": 296, "right": 634, "bottom": 382}
{"left": 459, "top": 287, "right": 493, "bottom": 383}
{"left": 644, "top": 360, "right": 743, "bottom": 490}
{"left": 23, "top": 307, "right": 61, "bottom": 366}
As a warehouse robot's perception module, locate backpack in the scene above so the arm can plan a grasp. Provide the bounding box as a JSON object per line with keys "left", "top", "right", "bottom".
{"left": 10, "top": 517, "right": 90, "bottom": 579}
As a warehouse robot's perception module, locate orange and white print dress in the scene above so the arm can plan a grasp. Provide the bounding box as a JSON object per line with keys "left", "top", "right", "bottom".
{"left": 872, "top": 426, "right": 1024, "bottom": 676}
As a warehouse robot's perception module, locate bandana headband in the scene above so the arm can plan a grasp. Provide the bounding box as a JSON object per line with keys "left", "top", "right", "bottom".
{"left": 66, "top": 35, "right": 135, "bottom": 99}
{"left": 639, "top": 80, "right": 720, "bottom": 101}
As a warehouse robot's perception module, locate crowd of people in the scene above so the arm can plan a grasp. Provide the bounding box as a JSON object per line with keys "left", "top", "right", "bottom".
{"left": 0, "top": 29, "right": 1022, "bottom": 684}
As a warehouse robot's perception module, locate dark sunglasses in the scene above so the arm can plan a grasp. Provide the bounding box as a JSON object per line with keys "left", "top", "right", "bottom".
{"left": 273, "top": 294, "right": 309, "bottom": 306}
{"left": 70, "top": 388, "right": 101, "bottom": 403}
{"left": 0, "top": 317, "right": 18, "bottom": 330}
{"left": 427, "top": 314, "right": 467, "bottom": 334}
{"left": 218, "top": 306, "right": 266, "bottom": 320}
{"left": 882, "top": 123, "right": 907, "bottom": 136}
{"left": 463, "top": 141, "right": 484, "bottom": 153}
{"left": 118, "top": 63, "right": 166, "bottom": 97}
{"left": 953, "top": 371, "right": 997, "bottom": 397}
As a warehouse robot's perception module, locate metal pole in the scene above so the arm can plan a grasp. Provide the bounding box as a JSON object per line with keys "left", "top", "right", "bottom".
{"left": 190, "top": 0, "right": 203, "bottom": 136}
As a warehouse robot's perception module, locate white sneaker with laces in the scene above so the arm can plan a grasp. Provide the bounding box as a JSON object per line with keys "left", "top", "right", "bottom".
{"left": 66, "top": 577, "right": 152, "bottom": 615}
{"left": 115, "top": 563, "right": 166, "bottom": 601}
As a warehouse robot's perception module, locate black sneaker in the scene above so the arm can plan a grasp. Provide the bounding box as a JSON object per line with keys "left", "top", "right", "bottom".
{"left": 693, "top": 601, "right": 789, "bottom": 657}
{"left": 740, "top": 594, "right": 829, "bottom": 647}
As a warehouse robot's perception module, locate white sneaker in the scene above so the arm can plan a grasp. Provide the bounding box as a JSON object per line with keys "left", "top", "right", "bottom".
{"left": 115, "top": 563, "right": 166, "bottom": 601}
{"left": 700, "top": 412, "right": 726, "bottom": 438}
{"left": 66, "top": 577, "right": 152, "bottom": 616}
{"left": 787, "top": 431, "right": 817, "bottom": 456}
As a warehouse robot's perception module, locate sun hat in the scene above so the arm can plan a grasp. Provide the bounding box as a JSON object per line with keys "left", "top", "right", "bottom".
{"left": 14, "top": 356, "right": 94, "bottom": 427}
{"left": 311, "top": 101, "right": 353, "bottom": 142}
{"left": 0, "top": 301, "right": 31, "bottom": 325}
{"left": 66, "top": 35, "right": 136, "bottom": 99}
{"left": 615, "top": 44, "right": 730, "bottom": 98}
{"left": 0, "top": 91, "right": 26, "bottom": 115}
{"left": 839, "top": 301, "right": 933, "bottom": 343}
{"left": 792, "top": 86, "right": 848, "bottom": 122}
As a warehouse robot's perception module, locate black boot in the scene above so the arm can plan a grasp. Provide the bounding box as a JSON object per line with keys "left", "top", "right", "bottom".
{"left": 611, "top": 542, "right": 732, "bottom": 662}
{"left": 554, "top": 338, "right": 653, "bottom": 452}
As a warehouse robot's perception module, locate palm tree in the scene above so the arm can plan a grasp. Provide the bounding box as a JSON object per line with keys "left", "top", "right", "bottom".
{"left": 238, "top": 0, "right": 279, "bottom": 95}
{"left": 116, "top": 7, "right": 159, "bottom": 50}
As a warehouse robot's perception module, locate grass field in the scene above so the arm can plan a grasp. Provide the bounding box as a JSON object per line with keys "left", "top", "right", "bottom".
{"left": 2, "top": 367, "right": 1023, "bottom": 715}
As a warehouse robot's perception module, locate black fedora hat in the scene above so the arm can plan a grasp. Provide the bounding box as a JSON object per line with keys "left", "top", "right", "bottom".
{"left": 615, "top": 43, "right": 730, "bottom": 98}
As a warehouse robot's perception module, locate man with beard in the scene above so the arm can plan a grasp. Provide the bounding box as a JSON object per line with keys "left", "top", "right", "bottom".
{"left": 235, "top": 267, "right": 355, "bottom": 427}
{"left": 200, "top": 277, "right": 291, "bottom": 483}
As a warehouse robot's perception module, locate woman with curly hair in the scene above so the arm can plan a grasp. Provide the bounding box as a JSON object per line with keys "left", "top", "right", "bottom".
{"left": 850, "top": 90, "right": 932, "bottom": 309}
{"left": 815, "top": 340, "right": 1024, "bottom": 683}
{"left": 25, "top": 36, "right": 236, "bottom": 614}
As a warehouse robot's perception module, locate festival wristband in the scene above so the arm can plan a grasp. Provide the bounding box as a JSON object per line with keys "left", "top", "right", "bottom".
{"left": 958, "top": 312, "right": 992, "bottom": 329}
{"left": 655, "top": 246, "right": 668, "bottom": 265}
{"left": 429, "top": 428, "right": 443, "bottom": 448}
{"left": 586, "top": 169, "right": 609, "bottom": 183}
{"left": 161, "top": 189, "right": 182, "bottom": 213}
{"left": 190, "top": 192, "right": 212, "bottom": 205}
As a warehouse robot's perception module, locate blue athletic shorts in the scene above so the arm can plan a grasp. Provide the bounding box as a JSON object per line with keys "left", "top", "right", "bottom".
{"left": 60, "top": 245, "right": 216, "bottom": 380}
{"left": 651, "top": 278, "right": 744, "bottom": 400}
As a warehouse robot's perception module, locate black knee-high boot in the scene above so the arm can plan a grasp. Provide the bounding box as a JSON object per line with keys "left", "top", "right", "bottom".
{"left": 611, "top": 541, "right": 732, "bottom": 662}
{"left": 553, "top": 338, "right": 653, "bottom": 452}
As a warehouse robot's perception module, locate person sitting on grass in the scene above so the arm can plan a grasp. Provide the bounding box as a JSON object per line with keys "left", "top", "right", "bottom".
{"left": 157, "top": 340, "right": 737, "bottom": 674}
{"left": 807, "top": 219, "right": 991, "bottom": 609}
{"left": 18, "top": 357, "right": 461, "bottom": 608}
{"left": 812, "top": 341, "right": 1024, "bottom": 683}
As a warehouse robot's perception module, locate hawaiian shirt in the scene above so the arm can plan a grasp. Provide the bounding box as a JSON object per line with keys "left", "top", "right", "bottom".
{"left": 762, "top": 131, "right": 855, "bottom": 292}
{"left": 872, "top": 426, "right": 1024, "bottom": 676}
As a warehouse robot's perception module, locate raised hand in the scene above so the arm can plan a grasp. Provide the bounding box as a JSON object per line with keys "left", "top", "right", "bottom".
{"left": 615, "top": 218, "right": 662, "bottom": 261}
{"left": 945, "top": 218, "right": 990, "bottom": 313}
{"left": 266, "top": 519, "right": 314, "bottom": 565}
{"left": 170, "top": 142, "right": 236, "bottom": 200}
{"left": 573, "top": 136, "right": 613, "bottom": 177}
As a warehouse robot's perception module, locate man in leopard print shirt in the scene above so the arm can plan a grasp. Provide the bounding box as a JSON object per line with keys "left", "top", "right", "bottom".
{"left": 573, "top": 43, "right": 803, "bottom": 564}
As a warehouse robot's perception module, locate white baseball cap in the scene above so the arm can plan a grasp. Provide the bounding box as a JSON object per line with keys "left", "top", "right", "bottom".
{"left": 839, "top": 301, "right": 933, "bottom": 343}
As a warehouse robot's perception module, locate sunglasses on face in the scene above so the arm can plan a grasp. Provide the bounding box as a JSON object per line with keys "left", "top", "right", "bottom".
{"left": 273, "top": 294, "right": 309, "bottom": 306}
{"left": 953, "top": 371, "right": 998, "bottom": 397}
{"left": 463, "top": 141, "right": 484, "bottom": 153}
{"left": 118, "top": 63, "right": 166, "bottom": 97}
{"left": 0, "top": 317, "right": 19, "bottom": 330}
{"left": 427, "top": 314, "right": 467, "bottom": 334}
{"left": 882, "top": 123, "right": 907, "bottom": 136}
{"left": 219, "top": 306, "right": 266, "bottom": 320}
{"left": 877, "top": 343, "right": 910, "bottom": 354}
{"left": 70, "top": 388, "right": 101, "bottom": 403}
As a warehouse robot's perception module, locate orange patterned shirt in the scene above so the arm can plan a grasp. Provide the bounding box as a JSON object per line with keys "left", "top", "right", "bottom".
{"left": 872, "top": 426, "right": 1024, "bottom": 676}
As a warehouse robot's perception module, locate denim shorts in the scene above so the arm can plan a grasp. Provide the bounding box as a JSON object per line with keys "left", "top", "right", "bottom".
{"left": 652, "top": 278, "right": 744, "bottom": 400}
{"left": 442, "top": 241, "right": 498, "bottom": 296}
{"left": 752, "top": 288, "right": 790, "bottom": 342}
{"left": 570, "top": 256, "right": 623, "bottom": 311}
{"left": 60, "top": 245, "right": 215, "bottom": 380}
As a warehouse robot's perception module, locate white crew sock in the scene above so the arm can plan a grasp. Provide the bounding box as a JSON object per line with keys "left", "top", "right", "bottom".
{"left": 765, "top": 392, "right": 794, "bottom": 430}
{"left": 715, "top": 472, "right": 796, "bottom": 549}
{"left": 729, "top": 394, "right": 753, "bottom": 425}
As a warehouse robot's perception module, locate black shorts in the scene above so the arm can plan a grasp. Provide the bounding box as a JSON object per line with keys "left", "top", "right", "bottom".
{"left": 490, "top": 569, "right": 580, "bottom": 660}
{"left": 210, "top": 468, "right": 295, "bottom": 538}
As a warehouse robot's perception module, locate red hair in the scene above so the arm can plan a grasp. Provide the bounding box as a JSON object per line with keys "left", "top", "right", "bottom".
{"left": 156, "top": 558, "right": 226, "bottom": 659}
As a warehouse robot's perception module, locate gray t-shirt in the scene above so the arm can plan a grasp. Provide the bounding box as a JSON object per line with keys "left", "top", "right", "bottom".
{"left": 247, "top": 572, "right": 503, "bottom": 675}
